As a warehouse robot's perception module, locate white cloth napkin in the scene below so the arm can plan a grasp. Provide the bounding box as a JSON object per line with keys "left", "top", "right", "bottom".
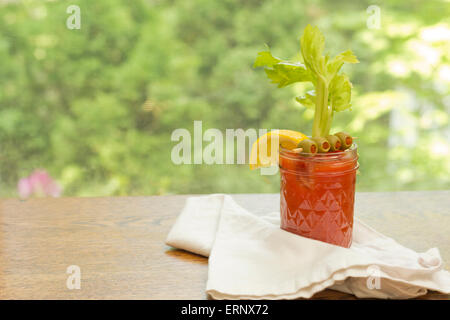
{"left": 166, "top": 194, "right": 450, "bottom": 299}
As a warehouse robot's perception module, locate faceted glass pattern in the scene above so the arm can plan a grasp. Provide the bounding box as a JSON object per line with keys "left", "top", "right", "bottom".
{"left": 279, "top": 147, "right": 358, "bottom": 248}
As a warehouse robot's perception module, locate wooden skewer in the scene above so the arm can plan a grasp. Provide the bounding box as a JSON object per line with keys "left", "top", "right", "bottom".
{"left": 292, "top": 147, "right": 303, "bottom": 153}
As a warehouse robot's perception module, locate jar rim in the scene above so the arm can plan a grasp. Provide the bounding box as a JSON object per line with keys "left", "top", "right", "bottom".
{"left": 279, "top": 143, "right": 359, "bottom": 176}
{"left": 279, "top": 143, "right": 358, "bottom": 162}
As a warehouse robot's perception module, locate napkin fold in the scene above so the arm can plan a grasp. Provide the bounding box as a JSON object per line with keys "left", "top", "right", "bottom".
{"left": 166, "top": 194, "right": 450, "bottom": 299}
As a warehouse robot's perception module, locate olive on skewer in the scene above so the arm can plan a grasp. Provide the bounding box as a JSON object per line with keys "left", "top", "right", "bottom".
{"left": 334, "top": 132, "right": 353, "bottom": 150}
{"left": 325, "top": 135, "right": 341, "bottom": 152}
{"left": 312, "top": 137, "right": 331, "bottom": 153}
{"left": 297, "top": 139, "right": 318, "bottom": 154}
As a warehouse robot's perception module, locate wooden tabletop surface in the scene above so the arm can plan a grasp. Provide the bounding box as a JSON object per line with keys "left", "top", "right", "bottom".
{"left": 0, "top": 191, "right": 449, "bottom": 300}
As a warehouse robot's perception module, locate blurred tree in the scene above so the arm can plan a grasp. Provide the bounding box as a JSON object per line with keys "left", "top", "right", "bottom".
{"left": 0, "top": 0, "right": 448, "bottom": 197}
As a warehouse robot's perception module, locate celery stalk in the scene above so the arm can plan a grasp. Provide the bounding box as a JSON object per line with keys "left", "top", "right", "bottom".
{"left": 254, "top": 25, "right": 359, "bottom": 137}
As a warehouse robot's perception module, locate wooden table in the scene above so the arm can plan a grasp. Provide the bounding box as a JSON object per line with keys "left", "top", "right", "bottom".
{"left": 0, "top": 191, "right": 449, "bottom": 300}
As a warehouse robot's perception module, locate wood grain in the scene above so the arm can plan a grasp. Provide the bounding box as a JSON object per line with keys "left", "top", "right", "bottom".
{"left": 0, "top": 191, "right": 449, "bottom": 300}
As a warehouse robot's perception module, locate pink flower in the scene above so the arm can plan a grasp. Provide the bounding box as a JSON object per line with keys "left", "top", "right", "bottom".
{"left": 18, "top": 169, "right": 62, "bottom": 199}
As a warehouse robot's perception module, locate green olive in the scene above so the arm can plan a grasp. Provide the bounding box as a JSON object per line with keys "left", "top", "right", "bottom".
{"left": 312, "top": 137, "right": 331, "bottom": 153}
{"left": 326, "top": 135, "right": 341, "bottom": 151}
{"left": 297, "top": 139, "right": 318, "bottom": 154}
{"left": 334, "top": 132, "right": 353, "bottom": 150}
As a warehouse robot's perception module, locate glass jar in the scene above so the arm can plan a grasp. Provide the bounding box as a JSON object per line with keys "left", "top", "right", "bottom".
{"left": 279, "top": 145, "right": 359, "bottom": 248}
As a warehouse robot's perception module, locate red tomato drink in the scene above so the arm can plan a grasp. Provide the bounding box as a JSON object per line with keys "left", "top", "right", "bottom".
{"left": 279, "top": 145, "right": 359, "bottom": 248}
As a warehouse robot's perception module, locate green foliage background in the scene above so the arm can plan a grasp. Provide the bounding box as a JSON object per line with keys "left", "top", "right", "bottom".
{"left": 0, "top": 0, "right": 449, "bottom": 197}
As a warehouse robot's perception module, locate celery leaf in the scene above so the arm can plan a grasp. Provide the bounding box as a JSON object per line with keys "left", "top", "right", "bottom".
{"left": 265, "top": 62, "right": 311, "bottom": 88}
{"left": 329, "top": 74, "right": 352, "bottom": 112}
{"left": 326, "top": 50, "right": 359, "bottom": 82}
{"left": 253, "top": 50, "right": 281, "bottom": 68}
{"left": 300, "top": 24, "right": 326, "bottom": 77}
{"left": 296, "top": 90, "right": 316, "bottom": 109}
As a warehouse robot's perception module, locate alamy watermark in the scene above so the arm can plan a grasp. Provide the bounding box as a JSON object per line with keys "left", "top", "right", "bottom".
{"left": 66, "top": 5, "right": 81, "bottom": 30}
{"left": 171, "top": 121, "right": 279, "bottom": 175}
{"left": 366, "top": 265, "right": 381, "bottom": 290}
{"left": 366, "top": 5, "right": 381, "bottom": 29}
{"left": 66, "top": 265, "right": 81, "bottom": 290}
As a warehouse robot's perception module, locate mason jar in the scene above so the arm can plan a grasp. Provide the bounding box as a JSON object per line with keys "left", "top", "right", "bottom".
{"left": 279, "top": 145, "right": 359, "bottom": 248}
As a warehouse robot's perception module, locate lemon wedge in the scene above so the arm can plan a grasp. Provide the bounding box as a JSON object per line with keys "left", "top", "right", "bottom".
{"left": 249, "top": 130, "right": 308, "bottom": 170}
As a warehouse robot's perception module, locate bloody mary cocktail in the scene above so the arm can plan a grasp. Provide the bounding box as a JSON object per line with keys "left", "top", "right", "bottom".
{"left": 251, "top": 24, "right": 360, "bottom": 247}
{"left": 279, "top": 146, "right": 358, "bottom": 247}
